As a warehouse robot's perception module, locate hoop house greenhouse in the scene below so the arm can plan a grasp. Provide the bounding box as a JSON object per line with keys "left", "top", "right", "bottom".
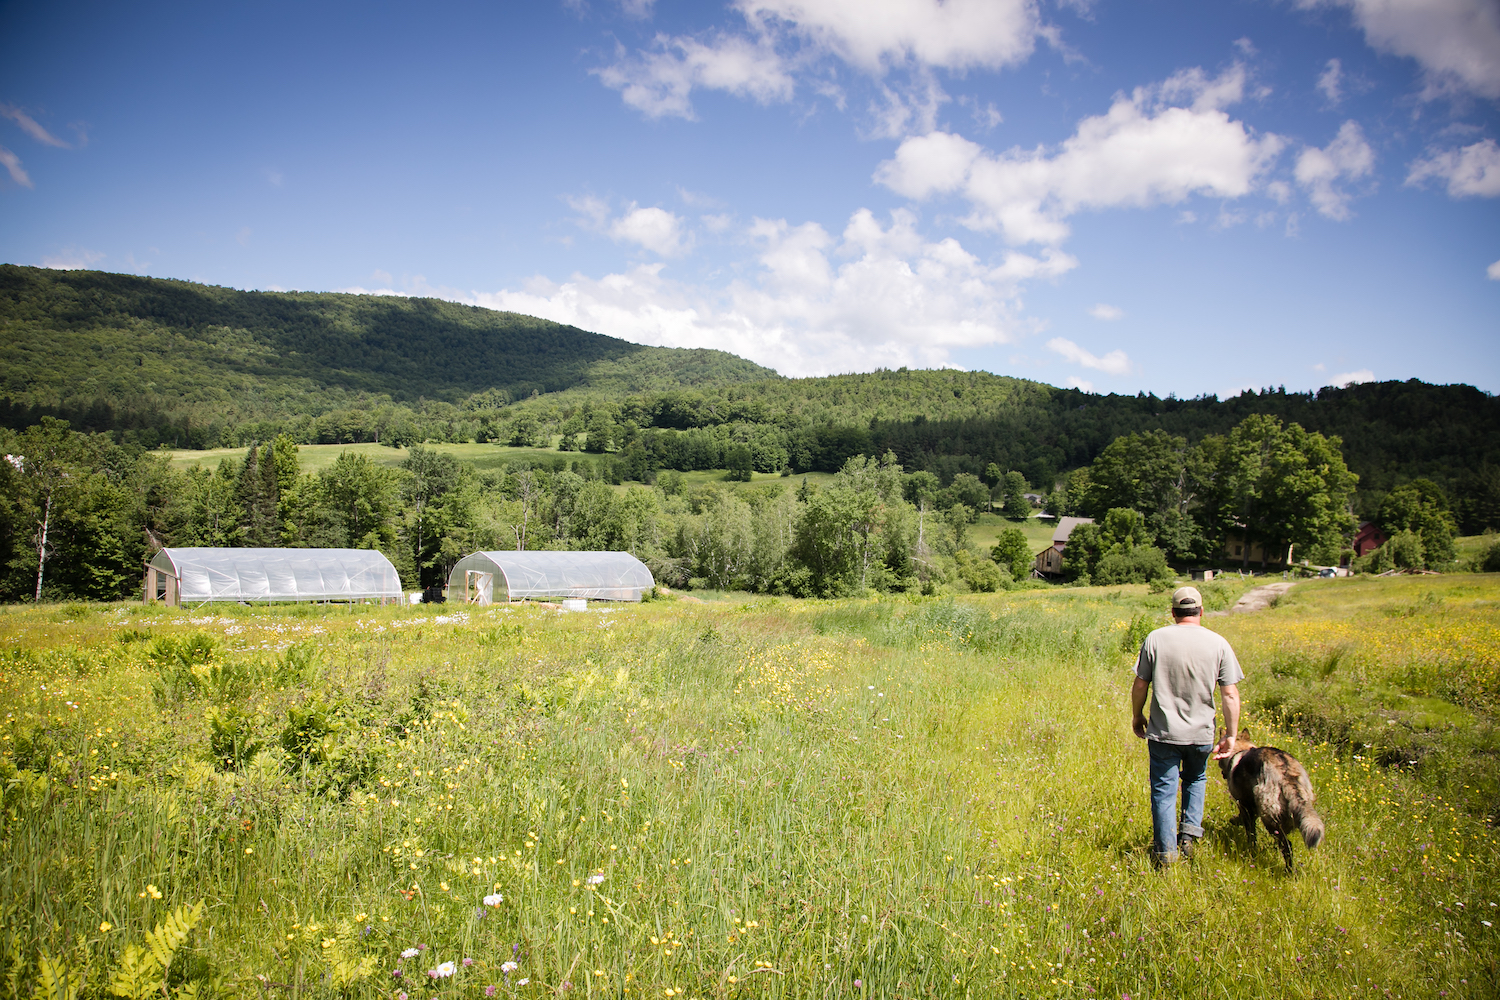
{"left": 447, "top": 551, "right": 654, "bottom": 604}
{"left": 145, "top": 548, "right": 403, "bottom": 606}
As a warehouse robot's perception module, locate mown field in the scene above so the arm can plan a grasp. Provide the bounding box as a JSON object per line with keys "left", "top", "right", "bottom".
{"left": 165, "top": 443, "right": 836, "bottom": 490}
{"left": 2, "top": 575, "right": 1497, "bottom": 999}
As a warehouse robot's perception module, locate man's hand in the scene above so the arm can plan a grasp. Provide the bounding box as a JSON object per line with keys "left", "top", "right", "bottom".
{"left": 1211, "top": 734, "right": 1235, "bottom": 759}
{"left": 1129, "top": 676, "right": 1150, "bottom": 739}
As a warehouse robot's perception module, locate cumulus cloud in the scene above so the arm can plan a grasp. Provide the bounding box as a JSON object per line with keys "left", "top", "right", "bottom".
{"left": 1330, "top": 368, "right": 1375, "bottom": 385}
{"left": 0, "top": 145, "right": 31, "bottom": 188}
{"left": 739, "top": 0, "right": 1043, "bottom": 73}
{"left": 1294, "top": 120, "right": 1376, "bottom": 219}
{"left": 1317, "top": 58, "right": 1344, "bottom": 104}
{"left": 875, "top": 64, "right": 1285, "bottom": 245}
{"left": 1088, "top": 303, "right": 1123, "bottom": 320}
{"left": 609, "top": 205, "right": 694, "bottom": 256}
{"left": 462, "top": 208, "right": 1074, "bottom": 375}
{"left": 1406, "top": 138, "right": 1500, "bottom": 197}
{"left": 1488, "top": 259, "right": 1500, "bottom": 280}
{"left": 1045, "top": 336, "right": 1131, "bottom": 375}
{"left": 1065, "top": 376, "right": 1096, "bottom": 392}
{"left": 596, "top": 0, "right": 1043, "bottom": 122}
{"left": 593, "top": 33, "right": 793, "bottom": 119}
{"left": 0, "top": 104, "right": 70, "bottom": 147}
{"left": 1301, "top": 0, "right": 1500, "bottom": 100}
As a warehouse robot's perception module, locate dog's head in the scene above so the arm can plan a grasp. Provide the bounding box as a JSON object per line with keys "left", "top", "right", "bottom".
{"left": 1217, "top": 728, "right": 1256, "bottom": 777}
{"left": 1221, "top": 728, "right": 1255, "bottom": 755}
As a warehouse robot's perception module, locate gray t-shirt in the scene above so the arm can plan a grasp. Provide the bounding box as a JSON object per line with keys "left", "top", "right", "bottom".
{"left": 1134, "top": 623, "right": 1243, "bottom": 745}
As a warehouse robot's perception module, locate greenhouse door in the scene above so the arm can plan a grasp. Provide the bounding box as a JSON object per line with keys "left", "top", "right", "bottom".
{"left": 466, "top": 571, "right": 493, "bottom": 606}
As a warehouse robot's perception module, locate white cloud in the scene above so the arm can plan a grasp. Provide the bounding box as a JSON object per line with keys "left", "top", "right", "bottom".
{"left": 566, "top": 194, "right": 612, "bottom": 230}
{"left": 1317, "top": 58, "right": 1344, "bottom": 104}
{"left": 596, "top": 0, "right": 1043, "bottom": 122}
{"left": 1330, "top": 368, "right": 1375, "bottom": 385}
{"left": 1303, "top": 0, "right": 1500, "bottom": 100}
{"left": 864, "top": 66, "right": 950, "bottom": 139}
{"left": 1045, "top": 336, "right": 1131, "bottom": 375}
{"left": 1088, "top": 303, "right": 1123, "bottom": 320}
{"left": 0, "top": 104, "right": 69, "bottom": 147}
{"left": 594, "top": 33, "right": 794, "bottom": 119}
{"left": 1488, "top": 259, "right": 1500, "bottom": 280}
{"left": 1407, "top": 138, "right": 1500, "bottom": 197}
{"left": 0, "top": 145, "right": 31, "bottom": 188}
{"left": 1065, "top": 376, "right": 1095, "bottom": 392}
{"left": 609, "top": 205, "right": 693, "bottom": 256}
{"left": 41, "top": 247, "right": 104, "bottom": 269}
{"left": 463, "top": 208, "right": 1074, "bottom": 375}
{"left": 875, "top": 64, "right": 1285, "bottom": 245}
{"left": 739, "top": 0, "right": 1043, "bottom": 73}
{"left": 618, "top": 0, "right": 656, "bottom": 18}
{"left": 1294, "top": 120, "right": 1375, "bottom": 220}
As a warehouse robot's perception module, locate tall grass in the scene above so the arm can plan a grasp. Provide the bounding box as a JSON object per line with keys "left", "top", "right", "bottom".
{"left": 1, "top": 579, "right": 1497, "bottom": 998}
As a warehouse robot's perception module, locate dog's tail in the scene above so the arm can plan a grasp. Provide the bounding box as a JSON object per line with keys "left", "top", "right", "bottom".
{"left": 1300, "top": 810, "right": 1325, "bottom": 850}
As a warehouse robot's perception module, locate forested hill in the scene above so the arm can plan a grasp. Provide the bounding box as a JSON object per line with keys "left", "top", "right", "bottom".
{"left": 0, "top": 263, "right": 775, "bottom": 418}
{"left": 3, "top": 265, "right": 1498, "bottom": 513}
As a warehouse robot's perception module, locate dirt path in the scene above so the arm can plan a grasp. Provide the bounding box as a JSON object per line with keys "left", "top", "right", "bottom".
{"left": 1208, "top": 580, "right": 1296, "bottom": 616}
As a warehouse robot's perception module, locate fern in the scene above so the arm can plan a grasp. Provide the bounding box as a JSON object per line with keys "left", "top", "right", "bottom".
{"left": 108, "top": 900, "right": 205, "bottom": 999}
{"left": 31, "top": 954, "right": 80, "bottom": 1000}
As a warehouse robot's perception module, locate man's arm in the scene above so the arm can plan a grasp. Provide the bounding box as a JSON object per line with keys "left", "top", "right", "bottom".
{"left": 1130, "top": 677, "right": 1150, "bottom": 739}
{"left": 1212, "top": 683, "right": 1240, "bottom": 758}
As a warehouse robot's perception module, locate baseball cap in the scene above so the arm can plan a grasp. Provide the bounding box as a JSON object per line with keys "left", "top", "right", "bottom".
{"left": 1171, "top": 586, "right": 1203, "bottom": 612}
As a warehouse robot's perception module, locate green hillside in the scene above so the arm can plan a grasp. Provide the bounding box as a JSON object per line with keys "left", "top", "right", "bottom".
{"left": 0, "top": 263, "right": 774, "bottom": 425}
{"left": 3, "top": 266, "right": 1498, "bottom": 525}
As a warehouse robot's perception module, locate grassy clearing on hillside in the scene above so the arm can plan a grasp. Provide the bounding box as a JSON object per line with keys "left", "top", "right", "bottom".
{"left": 2, "top": 578, "right": 1497, "bottom": 999}
{"left": 166, "top": 444, "right": 833, "bottom": 491}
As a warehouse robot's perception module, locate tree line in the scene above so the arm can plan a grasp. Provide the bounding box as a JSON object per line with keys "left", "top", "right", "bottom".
{"left": 6, "top": 407, "right": 1478, "bottom": 605}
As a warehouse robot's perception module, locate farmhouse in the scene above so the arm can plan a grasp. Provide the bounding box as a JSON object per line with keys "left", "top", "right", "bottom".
{"left": 447, "top": 550, "right": 655, "bottom": 605}
{"left": 145, "top": 547, "right": 403, "bottom": 606}
{"left": 1033, "top": 516, "right": 1094, "bottom": 577}
{"left": 1352, "top": 521, "right": 1387, "bottom": 558}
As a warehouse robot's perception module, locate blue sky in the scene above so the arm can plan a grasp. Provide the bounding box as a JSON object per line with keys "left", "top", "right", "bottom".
{"left": 2, "top": 0, "right": 1497, "bottom": 395}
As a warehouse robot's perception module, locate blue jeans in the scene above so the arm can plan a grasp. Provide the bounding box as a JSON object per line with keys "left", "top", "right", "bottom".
{"left": 1148, "top": 740, "right": 1213, "bottom": 858}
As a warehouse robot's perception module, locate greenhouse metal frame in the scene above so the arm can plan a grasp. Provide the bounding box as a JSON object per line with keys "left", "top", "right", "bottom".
{"left": 446, "top": 551, "right": 654, "bottom": 604}
{"left": 145, "top": 547, "right": 403, "bottom": 606}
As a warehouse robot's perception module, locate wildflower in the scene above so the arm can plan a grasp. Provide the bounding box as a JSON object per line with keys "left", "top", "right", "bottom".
{"left": 484, "top": 893, "right": 503, "bottom": 906}
{"left": 439, "top": 882, "right": 450, "bottom": 892}
{"left": 99, "top": 922, "right": 112, "bottom": 932}
{"left": 587, "top": 874, "right": 606, "bottom": 884}
{"left": 854, "top": 980, "right": 863, "bottom": 989}
{"left": 502, "top": 961, "right": 518, "bottom": 973}
{"left": 464, "top": 958, "right": 475, "bottom": 967}
{"left": 486, "top": 988, "right": 498, "bottom": 997}
{"left": 401, "top": 948, "right": 420, "bottom": 959}
{"left": 399, "top": 994, "right": 408, "bottom": 1000}
{"left": 430, "top": 961, "right": 456, "bottom": 978}
{"left": 138, "top": 884, "right": 163, "bottom": 900}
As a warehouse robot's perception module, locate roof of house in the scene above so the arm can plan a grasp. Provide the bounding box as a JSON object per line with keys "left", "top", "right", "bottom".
{"left": 1052, "top": 516, "right": 1094, "bottom": 546}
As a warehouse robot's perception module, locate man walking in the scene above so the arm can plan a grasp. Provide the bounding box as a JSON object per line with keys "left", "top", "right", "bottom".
{"left": 1130, "top": 586, "right": 1242, "bottom": 864}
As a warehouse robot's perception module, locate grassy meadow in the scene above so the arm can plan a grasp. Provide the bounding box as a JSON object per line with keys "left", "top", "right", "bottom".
{"left": 2, "top": 575, "right": 1497, "bottom": 999}
{"left": 165, "top": 444, "right": 836, "bottom": 491}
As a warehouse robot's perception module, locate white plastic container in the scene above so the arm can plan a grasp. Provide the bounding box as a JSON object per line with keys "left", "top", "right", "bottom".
{"left": 561, "top": 598, "right": 587, "bottom": 612}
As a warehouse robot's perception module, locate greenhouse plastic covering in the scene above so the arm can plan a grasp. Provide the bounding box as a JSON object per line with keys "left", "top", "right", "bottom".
{"left": 447, "top": 551, "right": 654, "bottom": 603}
{"left": 149, "top": 547, "right": 402, "bottom": 603}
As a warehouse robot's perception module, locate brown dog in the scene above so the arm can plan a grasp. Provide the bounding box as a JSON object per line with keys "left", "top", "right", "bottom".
{"left": 1217, "top": 730, "right": 1324, "bottom": 870}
